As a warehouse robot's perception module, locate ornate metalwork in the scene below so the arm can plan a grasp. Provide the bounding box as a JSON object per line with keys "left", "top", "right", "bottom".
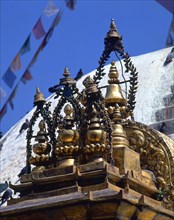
{"left": 20, "top": 19, "right": 174, "bottom": 213}
{"left": 93, "top": 19, "right": 138, "bottom": 119}
{"left": 26, "top": 88, "right": 53, "bottom": 172}
{"left": 126, "top": 121, "right": 174, "bottom": 190}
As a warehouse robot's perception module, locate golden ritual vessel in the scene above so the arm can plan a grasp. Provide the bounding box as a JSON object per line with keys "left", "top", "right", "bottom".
{"left": 0, "top": 19, "right": 174, "bottom": 220}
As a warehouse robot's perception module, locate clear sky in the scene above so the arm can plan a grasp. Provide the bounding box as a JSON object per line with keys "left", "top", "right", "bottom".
{"left": 0, "top": 0, "right": 172, "bottom": 135}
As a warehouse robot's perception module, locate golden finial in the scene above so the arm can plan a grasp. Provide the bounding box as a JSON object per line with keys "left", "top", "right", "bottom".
{"left": 64, "top": 104, "right": 73, "bottom": 120}
{"left": 34, "top": 87, "right": 45, "bottom": 106}
{"left": 35, "top": 120, "right": 47, "bottom": 142}
{"left": 111, "top": 105, "right": 129, "bottom": 149}
{"left": 83, "top": 76, "right": 98, "bottom": 94}
{"left": 55, "top": 104, "right": 79, "bottom": 166}
{"left": 108, "top": 61, "right": 119, "bottom": 84}
{"left": 88, "top": 106, "right": 100, "bottom": 130}
{"left": 105, "top": 19, "right": 121, "bottom": 40}
{"left": 63, "top": 67, "right": 70, "bottom": 78}
{"left": 59, "top": 67, "right": 75, "bottom": 86}
{"left": 85, "top": 105, "right": 108, "bottom": 162}
{"left": 29, "top": 120, "right": 51, "bottom": 170}
{"left": 105, "top": 62, "right": 126, "bottom": 106}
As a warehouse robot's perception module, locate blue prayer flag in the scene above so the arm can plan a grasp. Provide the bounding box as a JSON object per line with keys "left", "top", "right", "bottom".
{"left": 2, "top": 68, "right": 17, "bottom": 88}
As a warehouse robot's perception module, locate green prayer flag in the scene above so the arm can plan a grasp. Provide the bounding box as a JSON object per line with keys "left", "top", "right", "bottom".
{"left": 20, "top": 34, "right": 31, "bottom": 55}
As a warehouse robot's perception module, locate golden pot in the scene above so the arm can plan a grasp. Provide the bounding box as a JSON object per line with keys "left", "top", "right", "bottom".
{"left": 33, "top": 143, "right": 51, "bottom": 155}
{"left": 59, "top": 129, "right": 79, "bottom": 143}
{"left": 87, "top": 129, "right": 103, "bottom": 143}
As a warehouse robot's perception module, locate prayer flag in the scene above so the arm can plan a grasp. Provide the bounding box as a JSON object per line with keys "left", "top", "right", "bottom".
{"left": 166, "top": 16, "right": 174, "bottom": 47}
{"left": 32, "top": 17, "right": 46, "bottom": 40}
{"left": 156, "top": 0, "right": 174, "bottom": 14}
{"left": 20, "top": 34, "right": 31, "bottom": 55}
{"left": 44, "top": 0, "right": 59, "bottom": 17}
{"left": 21, "top": 70, "right": 33, "bottom": 84}
{"left": 41, "top": 11, "right": 62, "bottom": 50}
{"left": 8, "top": 85, "right": 18, "bottom": 110}
{"left": 0, "top": 87, "right": 6, "bottom": 101}
{"left": 65, "top": 0, "right": 76, "bottom": 10}
{"left": 0, "top": 104, "right": 7, "bottom": 121}
{"left": 50, "top": 10, "right": 62, "bottom": 29}
{"left": 2, "top": 68, "right": 17, "bottom": 88}
{"left": 11, "top": 53, "right": 22, "bottom": 72}
{"left": 29, "top": 45, "right": 42, "bottom": 68}
{"left": 41, "top": 27, "right": 54, "bottom": 49}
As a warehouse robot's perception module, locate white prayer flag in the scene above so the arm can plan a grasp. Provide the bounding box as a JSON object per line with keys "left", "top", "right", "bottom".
{"left": 44, "top": 0, "right": 59, "bottom": 17}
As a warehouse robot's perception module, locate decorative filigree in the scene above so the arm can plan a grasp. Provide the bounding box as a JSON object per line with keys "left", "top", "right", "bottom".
{"left": 162, "top": 186, "right": 174, "bottom": 210}
{"left": 126, "top": 121, "right": 173, "bottom": 191}
{"left": 120, "top": 52, "right": 138, "bottom": 118}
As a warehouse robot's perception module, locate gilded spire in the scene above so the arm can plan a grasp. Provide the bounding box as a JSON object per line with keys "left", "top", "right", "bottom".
{"left": 55, "top": 104, "right": 79, "bottom": 165}
{"left": 105, "top": 19, "right": 121, "bottom": 40}
{"left": 85, "top": 105, "right": 108, "bottom": 162}
{"left": 29, "top": 120, "right": 51, "bottom": 170}
{"left": 34, "top": 87, "right": 45, "bottom": 106}
{"left": 35, "top": 120, "right": 47, "bottom": 142}
{"left": 111, "top": 105, "right": 129, "bottom": 149}
{"left": 108, "top": 60, "right": 119, "bottom": 84}
{"left": 63, "top": 67, "right": 70, "bottom": 78}
{"left": 59, "top": 67, "right": 75, "bottom": 87}
{"left": 105, "top": 61, "right": 126, "bottom": 106}
{"left": 64, "top": 104, "right": 72, "bottom": 118}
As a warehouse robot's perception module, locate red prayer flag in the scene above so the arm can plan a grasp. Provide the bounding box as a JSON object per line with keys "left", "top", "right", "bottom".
{"left": 32, "top": 17, "right": 46, "bottom": 40}
{"left": 21, "top": 70, "right": 33, "bottom": 84}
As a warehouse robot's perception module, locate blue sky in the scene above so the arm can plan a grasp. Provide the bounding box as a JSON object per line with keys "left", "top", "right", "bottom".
{"left": 0, "top": 0, "right": 172, "bottom": 135}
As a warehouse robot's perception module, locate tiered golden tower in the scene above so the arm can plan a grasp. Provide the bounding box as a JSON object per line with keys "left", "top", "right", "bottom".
{"left": 1, "top": 19, "right": 174, "bottom": 220}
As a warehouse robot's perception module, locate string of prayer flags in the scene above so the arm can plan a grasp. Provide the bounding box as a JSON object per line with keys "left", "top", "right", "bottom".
{"left": 11, "top": 53, "right": 22, "bottom": 72}
{"left": 0, "top": 0, "right": 70, "bottom": 121}
{"left": 8, "top": 85, "right": 18, "bottom": 110}
{"left": 41, "top": 10, "right": 62, "bottom": 49}
{"left": 0, "top": 87, "right": 6, "bottom": 101}
{"left": 51, "top": 9, "right": 62, "bottom": 28}
{"left": 2, "top": 68, "right": 17, "bottom": 89}
{"left": 21, "top": 70, "right": 33, "bottom": 84}
{"left": 20, "top": 34, "right": 31, "bottom": 55}
{"left": 29, "top": 44, "right": 43, "bottom": 68}
{"left": 41, "top": 27, "right": 54, "bottom": 49}
{"left": 65, "top": 0, "right": 76, "bottom": 10}
{"left": 0, "top": 104, "right": 7, "bottom": 121}
{"left": 44, "top": 0, "right": 59, "bottom": 17}
{"left": 32, "top": 16, "right": 46, "bottom": 40}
